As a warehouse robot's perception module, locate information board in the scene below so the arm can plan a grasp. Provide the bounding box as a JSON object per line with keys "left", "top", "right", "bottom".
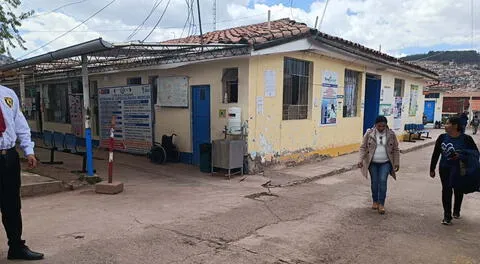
{"left": 98, "top": 85, "right": 153, "bottom": 154}
{"left": 157, "top": 76, "right": 189, "bottom": 107}
{"left": 69, "top": 94, "right": 83, "bottom": 137}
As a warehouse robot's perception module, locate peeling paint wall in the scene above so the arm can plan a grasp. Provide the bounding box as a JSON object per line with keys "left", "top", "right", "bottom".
{"left": 247, "top": 51, "right": 425, "bottom": 169}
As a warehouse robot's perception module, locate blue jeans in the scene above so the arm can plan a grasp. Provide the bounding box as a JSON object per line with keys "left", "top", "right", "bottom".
{"left": 369, "top": 162, "right": 392, "bottom": 205}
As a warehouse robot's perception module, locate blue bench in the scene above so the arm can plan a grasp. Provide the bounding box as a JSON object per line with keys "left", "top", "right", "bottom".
{"left": 64, "top": 133, "right": 96, "bottom": 174}
{"left": 404, "top": 124, "right": 431, "bottom": 142}
{"left": 39, "top": 131, "right": 97, "bottom": 173}
{"left": 40, "top": 130, "right": 64, "bottom": 165}
{"left": 416, "top": 124, "right": 431, "bottom": 139}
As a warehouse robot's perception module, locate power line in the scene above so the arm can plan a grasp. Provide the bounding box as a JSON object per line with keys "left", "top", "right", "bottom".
{"left": 28, "top": 0, "right": 89, "bottom": 19}
{"left": 142, "top": 0, "right": 172, "bottom": 42}
{"left": 180, "top": 0, "right": 193, "bottom": 38}
{"left": 17, "top": 0, "right": 117, "bottom": 59}
{"left": 189, "top": 0, "right": 196, "bottom": 36}
{"left": 20, "top": 13, "right": 267, "bottom": 34}
{"left": 196, "top": 0, "right": 203, "bottom": 45}
{"left": 126, "top": 0, "right": 164, "bottom": 40}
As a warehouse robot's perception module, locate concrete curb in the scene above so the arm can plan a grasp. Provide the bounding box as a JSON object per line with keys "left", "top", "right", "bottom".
{"left": 275, "top": 140, "right": 436, "bottom": 188}
{"left": 21, "top": 181, "right": 64, "bottom": 197}
{"left": 399, "top": 140, "right": 436, "bottom": 154}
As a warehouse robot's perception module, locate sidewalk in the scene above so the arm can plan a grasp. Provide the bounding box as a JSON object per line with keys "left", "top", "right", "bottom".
{"left": 23, "top": 129, "right": 442, "bottom": 197}
{"left": 20, "top": 171, "right": 63, "bottom": 197}
{"left": 264, "top": 129, "right": 443, "bottom": 187}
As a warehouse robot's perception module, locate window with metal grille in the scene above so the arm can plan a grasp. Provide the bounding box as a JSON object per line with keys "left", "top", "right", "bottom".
{"left": 127, "top": 77, "right": 142, "bottom": 85}
{"left": 394, "top": 78, "right": 405, "bottom": 97}
{"left": 343, "top": 69, "right": 361, "bottom": 117}
{"left": 24, "top": 86, "right": 37, "bottom": 120}
{"left": 222, "top": 68, "right": 238, "bottom": 103}
{"left": 425, "top": 93, "right": 440, "bottom": 98}
{"left": 283, "top": 58, "right": 311, "bottom": 120}
{"left": 45, "top": 83, "right": 70, "bottom": 123}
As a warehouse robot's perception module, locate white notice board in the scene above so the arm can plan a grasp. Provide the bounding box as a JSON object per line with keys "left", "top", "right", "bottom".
{"left": 157, "top": 76, "right": 189, "bottom": 107}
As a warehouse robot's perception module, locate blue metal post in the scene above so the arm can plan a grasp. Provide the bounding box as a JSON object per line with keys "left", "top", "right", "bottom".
{"left": 82, "top": 55, "right": 94, "bottom": 176}
{"left": 85, "top": 128, "right": 94, "bottom": 176}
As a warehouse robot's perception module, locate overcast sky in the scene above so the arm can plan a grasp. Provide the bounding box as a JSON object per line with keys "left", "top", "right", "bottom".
{"left": 10, "top": 0, "right": 480, "bottom": 59}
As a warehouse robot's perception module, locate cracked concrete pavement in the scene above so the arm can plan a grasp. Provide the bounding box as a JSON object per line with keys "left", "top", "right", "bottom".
{"left": 1, "top": 137, "right": 480, "bottom": 263}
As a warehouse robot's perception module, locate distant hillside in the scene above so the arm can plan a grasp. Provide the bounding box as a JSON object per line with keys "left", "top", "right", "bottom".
{"left": 402, "top": 50, "right": 480, "bottom": 65}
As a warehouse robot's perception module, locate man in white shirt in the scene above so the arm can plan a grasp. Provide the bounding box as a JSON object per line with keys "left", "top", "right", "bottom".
{"left": 0, "top": 85, "right": 43, "bottom": 260}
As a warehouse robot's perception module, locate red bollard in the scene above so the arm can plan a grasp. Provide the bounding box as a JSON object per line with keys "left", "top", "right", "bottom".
{"left": 108, "top": 126, "right": 114, "bottom": 184}
{"left": 95, "top": 115, "right": 124, "bottom": 194}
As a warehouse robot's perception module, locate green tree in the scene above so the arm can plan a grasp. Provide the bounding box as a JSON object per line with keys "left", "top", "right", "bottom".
{"left": 0, "top": 0, "right": 33, "bottom": 55}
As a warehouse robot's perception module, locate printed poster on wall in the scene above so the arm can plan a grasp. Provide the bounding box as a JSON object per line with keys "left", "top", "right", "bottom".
{"left": 322, "top": 71, "right": 339, "bottom": 88}
{"left": 409, "top": 85, "right": 419, "bottom": 116}
{"left": 393, "top": 118, "right": 402, "bottom": 131}
{"left": 264, "top": 70, "right": 276, "bottom": 97}
{"left": 69, "top": 94, "right": 84, "bottom": 137}
{"left": 393, "top": 97, "right": 403, "bottom": 119}
{"left": 381, "top": 86, "right": 394, "bottom": 104}
{"left": 321, "top": 98, "right": 337, "bottom": 125}
{"left": 320, "top": 70, "right": 338, "bottom": 126}
{"left": 379, "top": 104, "right": 392, "bottom": 116}
{"left": 98, "top": 85, "right": 153, "bottom": 154}
{"left": 256, "top": 96, "right": 264, "bottom": 115}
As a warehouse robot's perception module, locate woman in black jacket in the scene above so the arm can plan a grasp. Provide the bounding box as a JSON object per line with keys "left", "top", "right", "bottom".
{"left": 430, "top": 116, "right": 479, "bottom": 225}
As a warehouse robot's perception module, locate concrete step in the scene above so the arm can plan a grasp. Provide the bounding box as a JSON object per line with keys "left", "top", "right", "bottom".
{"left": 20, "top": 172, "right": 64, "bottom": 197}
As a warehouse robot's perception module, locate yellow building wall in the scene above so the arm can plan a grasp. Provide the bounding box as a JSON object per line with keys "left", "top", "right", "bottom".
{"left": 378, "top": 72, "right": 424, "bottom": 131}
{"left": 89, "top": 58, "right": 250, "bottom": 153}
{"left": 248, "top": 52, "right": 365, "bottom": 164}
{"left": 247, "top": 52, "right": 426, "bottom": 165}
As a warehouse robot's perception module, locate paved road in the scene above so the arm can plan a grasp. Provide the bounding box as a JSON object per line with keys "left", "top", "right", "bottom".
{"left": 3, "top": 143, "right": 480, "bottom": 264}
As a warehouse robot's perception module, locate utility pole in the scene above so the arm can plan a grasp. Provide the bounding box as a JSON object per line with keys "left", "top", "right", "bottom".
{"left": 472, "top": 0, "right": 474, "bottom": 50}
{"left": 196, "top": 0, "right": 204, "bottom": 46}
{"left": 213, "top": 0, "right": 217, "bottom": 31}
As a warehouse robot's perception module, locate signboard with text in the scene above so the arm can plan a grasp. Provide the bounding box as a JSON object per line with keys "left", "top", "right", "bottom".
{"left": 98, "top": 85, "right": 153, "bottom": 154}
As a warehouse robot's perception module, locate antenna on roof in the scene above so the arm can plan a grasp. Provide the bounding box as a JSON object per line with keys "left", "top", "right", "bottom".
{"left": 314, "top": 16, "right": 319, "bottom": 29}
{"left": 268, "top": 10, "right": 271, "bottom": 30}
{"left": 318, "top": 0, "right": 330, "bottom": 31}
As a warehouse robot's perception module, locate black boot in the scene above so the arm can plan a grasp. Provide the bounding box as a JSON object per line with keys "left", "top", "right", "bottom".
{"left": 8, "top": 245, "right": 44, "bottom": 260}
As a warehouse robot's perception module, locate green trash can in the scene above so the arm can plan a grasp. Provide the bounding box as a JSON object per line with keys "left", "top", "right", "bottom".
{"left": 199, "top": 143, "right": 212, "bottom": 173}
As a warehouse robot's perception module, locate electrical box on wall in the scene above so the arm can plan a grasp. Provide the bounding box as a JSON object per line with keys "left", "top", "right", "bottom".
{"left": 227, "top": 107, "right": 242, "bottom": 135}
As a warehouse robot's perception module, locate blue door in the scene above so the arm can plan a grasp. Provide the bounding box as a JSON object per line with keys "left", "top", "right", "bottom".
{"left": 192, "top": 86, "right": 211, "bottom": 165}
{"left": 424, "top": 101, "right": 435, "bottom": 123}
{"left": 363, "top": 75, "right": 382, "bottom": 134}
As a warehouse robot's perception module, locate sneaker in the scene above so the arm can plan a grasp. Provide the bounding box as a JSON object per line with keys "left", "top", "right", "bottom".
{"left": 453, "top": 213, "right": 461, "bottom": 219}
{"left": 441, "top": 218, "right": 452, "bottom": 225}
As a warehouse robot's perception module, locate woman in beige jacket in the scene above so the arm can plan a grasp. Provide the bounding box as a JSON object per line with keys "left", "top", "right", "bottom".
{"left": 358, "top": 116, "right": 400, "bottom": 214}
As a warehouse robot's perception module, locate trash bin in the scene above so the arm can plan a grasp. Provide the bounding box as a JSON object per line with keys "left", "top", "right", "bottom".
{"left": 199, "top": 143, "right": 212, "bottom": 173}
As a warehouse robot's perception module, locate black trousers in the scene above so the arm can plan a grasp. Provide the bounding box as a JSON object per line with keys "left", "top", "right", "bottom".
{"left": 0, "top": 148, "right": 24, "bottom": 248}
{"left": 439, "top": 167, "right": 464, "bottom": 219}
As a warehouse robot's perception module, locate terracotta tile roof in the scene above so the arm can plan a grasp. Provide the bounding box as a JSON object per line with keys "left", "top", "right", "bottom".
{"left": 164, "top": 18, "right": 437, "bottom": 78}
{"left": 164, "top": 18, "right": 310, "bottom": 45}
